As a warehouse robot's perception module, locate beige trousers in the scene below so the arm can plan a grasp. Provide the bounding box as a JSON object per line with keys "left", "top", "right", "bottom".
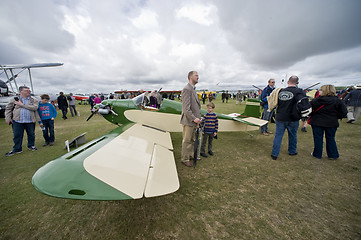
{"left": 181, "top": 125, "right": 196, "bottom": 162}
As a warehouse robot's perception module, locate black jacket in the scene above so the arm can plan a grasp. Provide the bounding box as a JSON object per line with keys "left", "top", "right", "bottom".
{"left": 309, "top": 96, "right": 347, "bottom": 128}
{"left": 276, "top": 87, "right": 306, "bottom": 121}
{"left": 57, "top": 95, "right": 68, "bottom": 108}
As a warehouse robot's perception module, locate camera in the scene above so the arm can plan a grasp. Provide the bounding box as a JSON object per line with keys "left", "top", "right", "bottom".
{"left": 14, "top": 96, "right": 19, "bottom": 101}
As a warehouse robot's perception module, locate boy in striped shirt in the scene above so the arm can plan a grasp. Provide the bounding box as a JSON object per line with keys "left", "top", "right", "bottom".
{"left": 200, "top": 102, "right": 218, "bottom": 157}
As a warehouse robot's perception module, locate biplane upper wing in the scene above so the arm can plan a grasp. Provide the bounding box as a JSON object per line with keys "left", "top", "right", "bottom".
{"left": 32, "top": 123, "right": 179, "bottom": 200}
{"left": 0, "top": 63, "right": 63, "bottom": 69}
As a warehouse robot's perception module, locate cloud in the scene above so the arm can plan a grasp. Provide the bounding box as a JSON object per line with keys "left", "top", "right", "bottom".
{"left": 216, "top": 0, "right": 361, "bottom": 69}
{"left": 1, "top": 0, "right": 360, "bottom": 94}
{"left": 176, "top": 4, "right": 217, "bottom": 26}
{"left": 0, "top": 0, "right": 75, "bottom": 57}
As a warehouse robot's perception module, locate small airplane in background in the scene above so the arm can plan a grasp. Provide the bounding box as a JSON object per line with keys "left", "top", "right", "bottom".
{"left": 73, "top": 93, "right": 90, "bottom": 104}
{"left": 0, "top": 63, "right": 63, "bottom": 117}
{"left": 32, "top": 93, "right": 268, "bottom": 201}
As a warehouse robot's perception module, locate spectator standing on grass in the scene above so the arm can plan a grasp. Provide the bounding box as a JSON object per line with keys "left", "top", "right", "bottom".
{"left": 38, "top": 94, "right": 57, "bottom": 146}
{"left": 200, "top": 102, "right": 218, "bottom": 158}
{"left": 309, "top": 85, "right": 347, "bottom": 160}
{"left": 343, "top": 84, "right": 361, "bottom": 123}
{"left": 222, "top": 91, "right": 226, "bottom": 103}
{"left": 57, "top": 92, "right": 68, "bottom": 120}
{"left": 149, "top": 91, "right": 157, "bottom": 108}
{"left": 156, "top": 90, "right": 162, "bottom": 108}
{"left": 201, "top": 91, "right": 207, "bottom": 104}
{"left": 180, "top": 71, "right": 201, "bottom": 167}
{"left": 260, "top": 78, "right": 275, "bottom": 136}
{"left": 5, "top": 86, "right": 40, "bottom": 156}
{"left": 94, "top": 94, "right": 102, "bottom": 105}
{"left": 88, "top": 94, "right": 95, "bottom": 109}
{"left": 236, "top": 90, "right": 242, "bottom": 105}
{"left": 270, "top": 76, "right": 308, "bottom": 160}
{"left": 67, "top": 93, "right": 77, "bottom": 117}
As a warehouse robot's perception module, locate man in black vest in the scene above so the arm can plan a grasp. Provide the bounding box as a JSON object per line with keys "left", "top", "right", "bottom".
{"left": 271, "top": 76, "right": 307, "bottom": 160}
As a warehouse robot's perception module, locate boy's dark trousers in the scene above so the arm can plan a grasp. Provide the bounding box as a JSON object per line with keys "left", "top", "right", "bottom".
{"left": 200, "top": 132, "right": 214, "bottom": 154}
{"left": 42, "top": 119, "right": 55, "bottom": 143}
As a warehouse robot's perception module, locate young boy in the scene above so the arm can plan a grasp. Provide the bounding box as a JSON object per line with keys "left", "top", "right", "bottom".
{"left": 200, "top": 102, "right": 218, "bottom": 158}
{"left": 37, "top": 94, "right": 57, "bottom": 146}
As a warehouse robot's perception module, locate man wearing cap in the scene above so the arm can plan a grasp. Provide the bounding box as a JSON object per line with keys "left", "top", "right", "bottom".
{"left": 343, "top": 84, "right": 361, "bottom": 123}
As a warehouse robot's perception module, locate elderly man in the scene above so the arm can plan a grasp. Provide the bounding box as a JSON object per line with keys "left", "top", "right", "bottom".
{"left": 260, "top": 78, "right": 275, "bottom": 136}
{"left": 5, "top": 86, "right": 40, "bottom": 156}
{"left": 180, "top": 71, "right": 202, "bottom": 167}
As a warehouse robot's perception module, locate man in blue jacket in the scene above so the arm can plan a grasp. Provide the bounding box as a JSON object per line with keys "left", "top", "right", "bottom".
{"left": 260, "top": 78, "right": 275, "bottom": 136}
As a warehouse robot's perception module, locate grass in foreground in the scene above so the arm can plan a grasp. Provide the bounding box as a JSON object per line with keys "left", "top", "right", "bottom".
{"left": 0, "top": 99, "right": 360, "bottom": 239}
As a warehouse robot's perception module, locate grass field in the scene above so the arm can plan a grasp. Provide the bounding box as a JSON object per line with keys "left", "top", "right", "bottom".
{"left": 0, "top": 98, "right": 360, "bottom": 239}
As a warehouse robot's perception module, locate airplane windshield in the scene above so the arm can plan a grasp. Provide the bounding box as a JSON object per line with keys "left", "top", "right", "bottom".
{"left": 132, "top": 93, "right": 145, "bottom": 106}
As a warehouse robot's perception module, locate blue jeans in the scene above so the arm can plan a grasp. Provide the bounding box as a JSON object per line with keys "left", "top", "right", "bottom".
{"left": 311, "top": 125, "right": 339, "bottom": 159}
{"left": 12, "top": 121, "right": 35, "bottom": 152}
{"left": 272, "top": 120, "right": 299, "bottom": 157}
{"left": 42, "top": 119, "right": 55, "bottom": 143}
{"left": 261, "top": 109, "right": 274, "bottom": 133}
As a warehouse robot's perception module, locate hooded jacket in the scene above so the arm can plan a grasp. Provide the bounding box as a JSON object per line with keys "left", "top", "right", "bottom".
{"left": 309, "top": 96, "right": 347, "bottom": 128}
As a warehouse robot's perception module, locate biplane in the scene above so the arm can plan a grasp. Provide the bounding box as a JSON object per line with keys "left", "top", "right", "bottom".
{"left": 0, "top": 63, "right": 63, "bottom": 117}
{"left": 32, "top": 93, "right": 268, "bottom": 201}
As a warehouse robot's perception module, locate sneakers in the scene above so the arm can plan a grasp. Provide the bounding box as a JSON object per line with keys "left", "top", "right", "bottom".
{"left": 43, "top": 142, "right": 49, "bottom": 147}
{"left": 262, "top": 132, "right": 269, "bottom": 136}
{"left": 347, "top": 119, "right": 355, "bottom": 123}
{"left": 271, "top": 155, "right": 277, "bottom": 160}
{"left": 28, "top": 146, "right": 38, "bottom": 151}
{"left": 289, "top": 152, "right": 298, "bottom": 156}
{"left": 49, "top": 142, "right": 54, "bottom": 146}
{"left": 208, "top": 151, "right": 214, "bottom": 156}
{"left": 200, "top": 153, "right": 208, "bottom": 158}
{"left": 5, "top": 150, "right": 22, "bottom": 156}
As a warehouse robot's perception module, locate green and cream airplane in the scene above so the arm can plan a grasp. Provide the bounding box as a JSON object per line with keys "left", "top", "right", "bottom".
{"left": 32, "top": 93, "right": 267, "bottom": 200}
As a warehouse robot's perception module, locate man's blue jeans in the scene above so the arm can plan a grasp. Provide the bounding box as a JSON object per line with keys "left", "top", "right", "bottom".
{"left": 271, "top": 120, "right": 299, "bottom": 157}
{"left": 311, "top": 125, "right": 339, "bottom": 159}
{"left": 12, "top": 121, "right": 35, "bottom": 152}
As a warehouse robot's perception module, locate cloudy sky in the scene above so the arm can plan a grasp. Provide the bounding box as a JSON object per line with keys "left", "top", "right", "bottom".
{"left": 1, "top": 0, "right": 361, "bottom": 94}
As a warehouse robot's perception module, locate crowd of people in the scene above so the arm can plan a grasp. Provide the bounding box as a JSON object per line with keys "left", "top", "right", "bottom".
{"left": 4, "top": 76, "right": 360, "bottom": 162}
{"left": 259, "top": 77, "right": 359, "bottom": 161}
{"left": 180, "top": 71, "right": 359, "bottom": 167}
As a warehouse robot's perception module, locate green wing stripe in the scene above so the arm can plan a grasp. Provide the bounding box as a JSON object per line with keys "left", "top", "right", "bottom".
{"left": 32, "top": 124, "right": 135, "bottom": 200}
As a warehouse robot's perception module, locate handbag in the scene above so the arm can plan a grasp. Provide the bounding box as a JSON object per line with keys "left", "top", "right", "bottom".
{"left": 307, "top": 105, "right": 324, "bottom": 124}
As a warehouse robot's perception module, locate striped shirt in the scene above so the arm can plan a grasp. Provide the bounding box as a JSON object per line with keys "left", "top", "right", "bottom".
{"left": 18, "top": 96, "right": 32, "bottom": 123}
{"left": 202, "top": 112, "right": 218, "bottom": 133}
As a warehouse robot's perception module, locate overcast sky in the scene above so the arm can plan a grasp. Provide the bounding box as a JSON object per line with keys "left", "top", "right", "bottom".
{"left": 1, "top": 0, "right": 361, "bottom": 94}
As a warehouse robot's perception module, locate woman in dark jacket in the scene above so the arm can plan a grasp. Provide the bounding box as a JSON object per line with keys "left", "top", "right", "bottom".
{"left": 309, "top": 85, "right": 347, "bottom": 160}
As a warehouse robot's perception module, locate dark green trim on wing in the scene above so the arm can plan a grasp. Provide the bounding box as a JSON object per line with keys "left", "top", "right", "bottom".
{"left": 32, "top": 124, "right": 135, "bottom": 200}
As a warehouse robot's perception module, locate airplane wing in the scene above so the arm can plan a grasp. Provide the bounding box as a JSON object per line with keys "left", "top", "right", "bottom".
{"left": 32, "top": 123, "right": 179, "bottom": 200}
{"left": 231, "top": 116, "right": 268, "bottom": 126}
{"left": 0, "top": 63, "right": 63, "bottom": 69}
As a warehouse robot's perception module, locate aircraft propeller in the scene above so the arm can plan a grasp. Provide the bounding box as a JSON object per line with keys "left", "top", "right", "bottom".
{"left": 86, "top": 104, "right": 118, "bottom": 121}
